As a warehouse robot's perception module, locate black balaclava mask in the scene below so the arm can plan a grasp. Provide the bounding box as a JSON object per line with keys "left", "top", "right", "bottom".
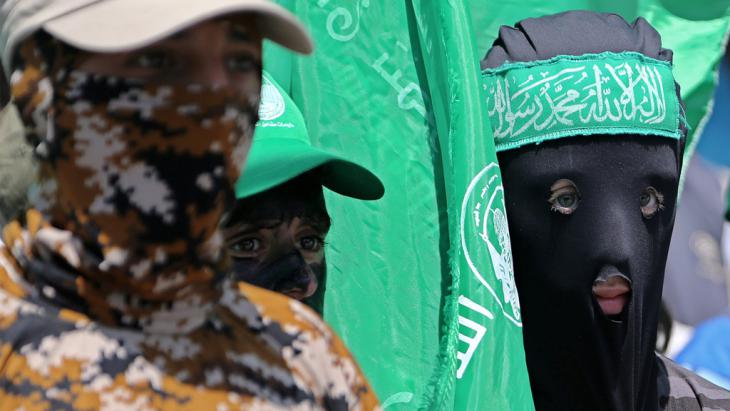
{"left": 223, "top": 172, "right": 330, "bottom": 312}
{"left": 482, "top": 11, "right": 685, "bottom": 411}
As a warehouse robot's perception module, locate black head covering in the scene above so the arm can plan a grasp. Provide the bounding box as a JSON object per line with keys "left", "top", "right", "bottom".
{"left": 483, "top": 11, "right": 685, "bottom": 411}
{"left": 482, "top": 11, "right": 673, "bottom": 69}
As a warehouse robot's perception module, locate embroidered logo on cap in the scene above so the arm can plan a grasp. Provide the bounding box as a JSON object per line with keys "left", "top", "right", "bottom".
{"left": 258, "top": 76, "right": 286, "bottom": 121}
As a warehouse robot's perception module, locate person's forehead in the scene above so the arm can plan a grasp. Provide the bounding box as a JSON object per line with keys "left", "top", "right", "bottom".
{"left": 229, "top": 189, "right": 330, "bottom": 230}
{"left": 153, "top": 15, "right": 260, "bottom": 44}
{"left": 500, "top": 136, "right": 680, "bottom": 183}
{"left": 240, "top": 199, "right": 329, "bottom": 221}
{"left": 243, "top": 214, "right": 330, "bottom": 229}
{"left": 226, "top": 214, "right": 330, "bottom": 238}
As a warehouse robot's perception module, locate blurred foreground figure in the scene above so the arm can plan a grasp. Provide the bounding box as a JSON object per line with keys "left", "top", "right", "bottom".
{"left": 223, "top": 72, "right": 383, "bottom": 312}
{"left": 483, "top": 11, "right": 730, "bottom": 411}
{"left": 0, "top": 1, "right": 378, "bottom": 409}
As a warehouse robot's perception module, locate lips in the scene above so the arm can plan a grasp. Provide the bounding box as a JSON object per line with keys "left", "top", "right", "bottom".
{"left": 592, "top": 275, "right": 631, "bottom": 317}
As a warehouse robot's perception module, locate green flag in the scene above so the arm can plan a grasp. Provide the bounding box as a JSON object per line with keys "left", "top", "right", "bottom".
{"left": 264, "top": 1, "right": 730, "bottom": 409}
{"left": 266, "top": 1, "right": 534, "bottom": 409}
{"left": 268, "top": 2, "right": 454, "bottom": 408}
{"left": 406, "top": 2, "right": 534, "bottom": 409}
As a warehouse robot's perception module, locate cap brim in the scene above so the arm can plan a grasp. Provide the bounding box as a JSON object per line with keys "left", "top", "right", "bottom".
{"left": 236, "top": 139, "right": 385, "bottom": 200}
{"left": 43, "top": 0, "right": 312, "bottom": 54}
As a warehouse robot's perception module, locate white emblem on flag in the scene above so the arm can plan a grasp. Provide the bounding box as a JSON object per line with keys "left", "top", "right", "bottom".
{"left": 456, "top": 295, "right": 494, "bottom": 379}
{"left": 461, "top": 162, "right": 522, "bottom": 326}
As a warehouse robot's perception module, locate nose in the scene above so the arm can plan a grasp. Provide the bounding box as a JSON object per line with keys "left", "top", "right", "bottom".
{"left": 254, "top": 252, "right": 306, "bottom": 286}
{"left": 184, "top": 22, "right": 233, "bottom": 87}
{"left": 196, "top": 60, "right": 230, "bottom": 88}
{"left": 589, "top": 199, "right": 635, "bottom": 274}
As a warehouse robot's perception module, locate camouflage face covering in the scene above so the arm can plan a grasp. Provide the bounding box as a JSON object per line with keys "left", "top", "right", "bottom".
{"left": 9, "top": 36, "right": 258, "bottom": 331}
{"left": 0, "top": 36, "right": 379, "bottom": 410}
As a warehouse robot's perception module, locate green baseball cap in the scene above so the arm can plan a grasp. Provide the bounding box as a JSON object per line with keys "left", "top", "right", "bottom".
{"left": 235, "top": 72, "right": 384, "bottom": 200}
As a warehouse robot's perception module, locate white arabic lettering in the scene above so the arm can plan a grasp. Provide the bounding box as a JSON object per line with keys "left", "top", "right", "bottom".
{"left": 372, "top": 53, "right": 426, "bottom": 117}
{"left": 486, "top": 61, "right": 669, "bottom": 140}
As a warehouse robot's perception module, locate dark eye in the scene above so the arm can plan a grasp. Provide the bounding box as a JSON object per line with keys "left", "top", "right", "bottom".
{"left": 557, "top": 193, "right": 577, "bottom": 208}
{"left": 230, "top": 238, "right": 260, "bottom": 255}
{"left": 227, "top": 55, "right": 258, "bottom": 73}
{"left": 299, "top": 236, "right": 324, "bottom": 252}
{"left": 640, "top": 187, "right": 664, "bottom": 219}
{"left": 548, "top": 179, "right": 580, "bottom": 215}
{"left": 129, "top": 51, "right": 175, "bottom": 70}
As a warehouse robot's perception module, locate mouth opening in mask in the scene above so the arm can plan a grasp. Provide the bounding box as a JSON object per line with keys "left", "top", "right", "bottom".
{"left": 592, "top": 267, "right": 633, "bottom": 322}
{"left": 278, "top": 268, "right": 319, "bottom": 301}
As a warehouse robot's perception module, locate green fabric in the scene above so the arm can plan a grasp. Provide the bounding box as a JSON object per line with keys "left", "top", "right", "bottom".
{"left": 482, "top": 52, "right": 683, "bottom": 152}
{"left": 270, "top": 4, "right": 460, "bottom": 407}
{"left": 409, "top": 3, "right": 534, "bottom": 409}
{"left": 236, "top": 72, "right": 383, "bottom": 200}
{"left": 267, "top": 1, "right": 533, "bottom": 410}
{"left": 263, "top": 1, "right": 730, "bottom": 410}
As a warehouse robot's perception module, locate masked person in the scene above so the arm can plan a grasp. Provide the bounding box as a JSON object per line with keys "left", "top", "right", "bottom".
{"left": 0, "top": 1, "right": 379, "bottom": 409}
{"left": 481, "top": 11, "right": 730, "bottom": 411}
{"left": 223, "top": 72, "right": 384, "bottom": 312}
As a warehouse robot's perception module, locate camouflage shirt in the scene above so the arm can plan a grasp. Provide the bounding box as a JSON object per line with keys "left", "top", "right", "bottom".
{"left": 0, "top": 213, "right": 379, "bottom": 410}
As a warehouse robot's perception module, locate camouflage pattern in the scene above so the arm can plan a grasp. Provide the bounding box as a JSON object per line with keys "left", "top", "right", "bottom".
{"left": 0, "top": 213, "right": 378, "bottom": 409}
{"left": 658, "top": 355, "right": 730, "bottom": 411}
{"left": 0, "top": 36, "right": 379, "bottom": 409}
{"left": 9, "top": 37, "right": 256, "bottom": 332}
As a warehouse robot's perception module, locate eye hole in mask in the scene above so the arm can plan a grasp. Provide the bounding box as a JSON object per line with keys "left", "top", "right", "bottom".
{"left": 640, "top": 186, "right": 665, "bottom": 219}
{"left": 548, "top": 179, "right": 581, "bottom": 215}
{"left": 298, "top": 235, "right": 325, "bottom": 252}
{"left": 123, "top": 49, "right": 261, "bottom": 76}
{"left": 227, "top": 234, "right": 326, "bottom": 259}
{"left": 128, "top": 50, "right": 175, "bottom": 70}
{"left": 229, "top": 237, "right": 262, "bottom": 257}
{"left": 225, "top": 224, "right": 327, "bottom": 260}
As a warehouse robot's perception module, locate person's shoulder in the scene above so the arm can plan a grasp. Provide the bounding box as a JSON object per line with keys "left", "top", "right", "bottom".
{"left": 657, "top": 354, "right": 730, "bottom": 410}
{"left": 229, "top": 281, "right": 381, "bottom": 410}
{"left": 0, "top": 242, "right": 85, "bottom": 346}
{"left": 235, "top": 280, "right": 331, "bottom": 333}
{"left": 230, "top": 281, "right": 356, "bottom": 364}
{"left": 0, "top": 239, "right": 28, "bottom": 291}
{"left": 0, "top": 242, "right": 37, "bottom": 320}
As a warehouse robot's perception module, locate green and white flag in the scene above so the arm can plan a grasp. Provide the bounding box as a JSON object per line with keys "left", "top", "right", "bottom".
{"left": 266, "top": 1, "right": 534, "bottom": 409}
{"left": 265, "top": 0, "right": 730, "bottom": 409}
